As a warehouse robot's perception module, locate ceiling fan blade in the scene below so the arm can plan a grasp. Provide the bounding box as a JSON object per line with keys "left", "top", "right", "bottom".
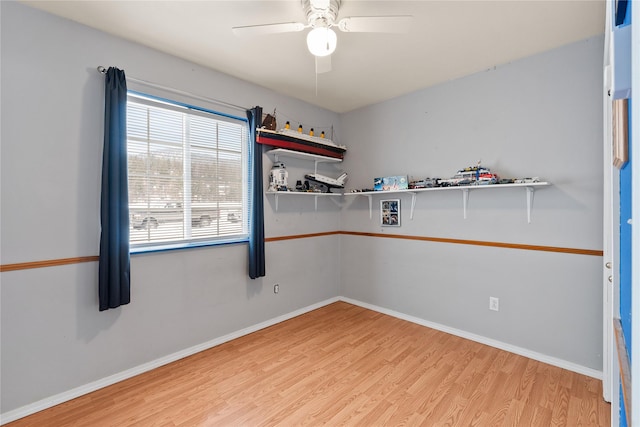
{"left": 232, "top": 22, "right": 306, "bottom": 36}
{"left": 337, "top": 16, "right": 413, "bottom": 33}
{"left": 315, "top": 55, "right": 332, "bottom": 74}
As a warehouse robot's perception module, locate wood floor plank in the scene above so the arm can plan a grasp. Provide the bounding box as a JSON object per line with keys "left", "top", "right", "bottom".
{"left": 513, "top": 358, "right": 539, "bottom": 401}
{"left": 6, "top": 302, "right": 610, "bottom": 427}
{"left": 501, "top": 399, "right": 525, "bottom": 427}
{"left": 550, "top": 385, "right": 571, "bottom": 427}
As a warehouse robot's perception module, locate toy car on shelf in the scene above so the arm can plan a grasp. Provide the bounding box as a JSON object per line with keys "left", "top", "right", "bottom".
{"left": 514, "top": 177, "right": 540, "bottom": 184}
{"left": 409, "top": 178, "right": 439, "bottom": 189}
{"left": 438, "top": 164, "right": 499, "bottom": 187}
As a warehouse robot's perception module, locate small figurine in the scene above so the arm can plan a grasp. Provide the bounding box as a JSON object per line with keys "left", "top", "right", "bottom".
{"left": 309, "top": 128, "right": 314, "bottom": 136}
{"left": 285, "top": 121, "right": 290, "bottom": 130}
{"left": 268, "top": 162, "right": 289, "bottom": 191}
{"left": 320, "top": 131, "right": 325, "bottom": 138}
{"left": 297, "top": 124, "right": 303, "bottom": 133}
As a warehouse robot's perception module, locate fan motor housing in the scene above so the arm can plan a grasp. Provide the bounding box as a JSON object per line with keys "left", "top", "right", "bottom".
{"left": 303, "top": 0, "right": 341, "bottom": 26}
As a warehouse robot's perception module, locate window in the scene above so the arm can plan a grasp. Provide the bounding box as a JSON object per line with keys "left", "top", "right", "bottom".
{"left": 127, "top": 92, "right": 249, "bottom": 250}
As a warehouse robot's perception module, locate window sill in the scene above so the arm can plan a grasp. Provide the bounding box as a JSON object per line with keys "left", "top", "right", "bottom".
{"left": 130, "top": 237, "right": 248, "bottom": 255}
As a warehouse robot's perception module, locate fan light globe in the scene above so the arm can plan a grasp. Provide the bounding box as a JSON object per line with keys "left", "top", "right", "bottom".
{"left": 306, "top": 27, "right": 337, "bottom": 57}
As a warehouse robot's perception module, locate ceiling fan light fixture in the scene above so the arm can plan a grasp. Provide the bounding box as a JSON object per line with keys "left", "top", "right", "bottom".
{"left": 306, "top": 26, "right": 337, "bottom": 57}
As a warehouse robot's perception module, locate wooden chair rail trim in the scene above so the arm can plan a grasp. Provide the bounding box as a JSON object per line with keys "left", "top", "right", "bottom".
{"left": 0, "top": 231, "right": 602, "bottom": 272}
{"left": 0, "top": 256, "right": 100, "bottom": 272}
{"left": 339, "top": 231, "right": 603, "bottom": 256}
{"left": 265, "top": 231, "right": 341, "bottom": 242}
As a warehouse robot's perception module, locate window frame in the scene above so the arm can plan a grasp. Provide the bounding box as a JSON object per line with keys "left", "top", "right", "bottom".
{"left": 126, "top": 90, "right": 250, "bottom": 254}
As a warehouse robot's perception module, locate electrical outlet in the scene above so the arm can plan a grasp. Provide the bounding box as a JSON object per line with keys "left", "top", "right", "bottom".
{"left": 489, "top": 297, "right": 499, "bottom": 311}
{"left": 274, "top": 284, "right": 279, "bottom": 294}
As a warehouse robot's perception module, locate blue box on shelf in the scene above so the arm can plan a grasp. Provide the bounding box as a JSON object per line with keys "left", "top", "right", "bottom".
{"left": 374, "top": 175, "right": 408, "bottom": 191}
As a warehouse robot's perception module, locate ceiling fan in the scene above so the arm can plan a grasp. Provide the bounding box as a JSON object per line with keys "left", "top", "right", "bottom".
{"left": 232, "top": 0, "right": 413, "bottom": 74}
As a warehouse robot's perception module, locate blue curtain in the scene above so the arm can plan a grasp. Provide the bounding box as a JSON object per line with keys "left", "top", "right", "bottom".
{"left": 99, "top": 67, "right": 131, "bottom": 310}
{"left": 615, "top": 0, "right": 628, "bottom": 26}
{"left": 247, "top": 106, "right": 266, "bottom": 279}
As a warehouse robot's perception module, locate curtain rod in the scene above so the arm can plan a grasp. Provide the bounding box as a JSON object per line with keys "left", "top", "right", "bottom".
{"left": 97, "top": 66, "right": 248, "bottom": 113}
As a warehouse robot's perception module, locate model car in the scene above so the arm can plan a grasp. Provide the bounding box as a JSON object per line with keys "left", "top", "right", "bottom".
{"left": 439, "top": 164, "right": 499, "bottom": 187}
{"left": 409, "top": 178, "right": 439, "bottom": 189}
{"left": 514, "top": 177, "right": 540, "bottom": 184}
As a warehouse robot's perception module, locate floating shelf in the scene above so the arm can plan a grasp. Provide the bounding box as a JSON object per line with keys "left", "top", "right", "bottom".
{"left": 267, "top": 148, "right": 341, "bottom": 176}
{"left": 266, "top": 149, "right": 344, "bottom": 211}
{"left": 266, "top": 191, "right": 342, "bottom": 211}
{"left": 343, "top": 182, "right": 551, "bottom": 223}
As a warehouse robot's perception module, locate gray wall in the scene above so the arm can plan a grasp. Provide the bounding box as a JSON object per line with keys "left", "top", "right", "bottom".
{"left": 0, "top": 0, "right": 604, "bottom": 418}
{"left": 339, "top": 36, "right": 604, "bottom": 371}
{"left": 0, "top": 2, "right": 340, "bottom": 414}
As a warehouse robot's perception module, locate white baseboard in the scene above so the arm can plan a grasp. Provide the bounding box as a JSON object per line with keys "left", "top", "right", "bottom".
{"left": 339, "top": 296, "right": 603, "bottom": 380}
{"left": 0, "top": 297, "right": 340, "bottom": 425}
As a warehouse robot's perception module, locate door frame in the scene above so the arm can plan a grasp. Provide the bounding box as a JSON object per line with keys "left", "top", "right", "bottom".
{"left": 603, "top": 23, "right": 620, "bottom": 409}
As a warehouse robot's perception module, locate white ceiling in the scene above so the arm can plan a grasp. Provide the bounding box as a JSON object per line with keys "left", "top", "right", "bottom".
{"left": 22, "top": 0, "right": 605, "bottom": 113}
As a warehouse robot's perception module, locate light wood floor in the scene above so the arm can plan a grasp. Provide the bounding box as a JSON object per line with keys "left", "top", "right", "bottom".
{"left": 7, "top": 302, "right": 610, "bottom": 426}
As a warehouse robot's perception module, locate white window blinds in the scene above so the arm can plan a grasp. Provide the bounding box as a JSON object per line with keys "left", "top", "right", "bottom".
{"left": 127, "top": 93, "right": 248, "bottom": 249}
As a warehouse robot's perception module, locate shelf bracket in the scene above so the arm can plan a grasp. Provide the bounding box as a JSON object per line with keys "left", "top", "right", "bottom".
{"left": 526, "top": 186, "right": 534, "bottom": 223}
{"left": 462, "top": 188, "right": 470, "bottom": 219}
{"left": 274, "top": 193, "right": 279, "bottom": 211}
{"left": 366, "top": 194, "right": 373, "bottom": 219}
{"left": 408, "top": 192, "right": 417, "bottom": 219}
